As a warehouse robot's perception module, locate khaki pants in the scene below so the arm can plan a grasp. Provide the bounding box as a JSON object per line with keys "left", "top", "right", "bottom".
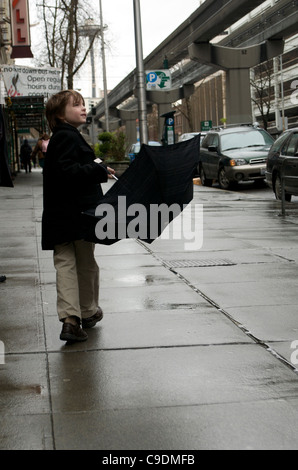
{"left": 53, "top": 240, "right": 99, "bottom": 322}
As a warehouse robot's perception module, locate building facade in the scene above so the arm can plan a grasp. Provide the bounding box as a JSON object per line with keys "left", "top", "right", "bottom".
{"left": 0, "top": 0, "right": 13, "bottom": 102}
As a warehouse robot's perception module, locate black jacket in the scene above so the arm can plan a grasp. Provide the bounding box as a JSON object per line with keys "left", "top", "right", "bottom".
{"left": 42, "top": 123, "right": 108, "bottom": 250}
{"left": 20, "top": 142, "right": 32, "bottom": 162}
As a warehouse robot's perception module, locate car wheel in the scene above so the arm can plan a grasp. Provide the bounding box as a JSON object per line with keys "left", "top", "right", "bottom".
{"left": 274, "top": 174, "right": 292, "bottom": 202}
{"left": 200, "top": 166, "right": 212, "bottom": 187}
{"left": 218, "top": 168, "right": 231, "bottom": 190}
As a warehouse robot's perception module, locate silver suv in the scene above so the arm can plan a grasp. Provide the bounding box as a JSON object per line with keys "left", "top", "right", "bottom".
{"left": 198, "top": 125, "right": 274, "bottom": 190}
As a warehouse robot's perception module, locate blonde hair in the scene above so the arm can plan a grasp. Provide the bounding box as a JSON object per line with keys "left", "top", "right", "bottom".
{"left": 46, "top": 90, "right": 85, "bottom": 131}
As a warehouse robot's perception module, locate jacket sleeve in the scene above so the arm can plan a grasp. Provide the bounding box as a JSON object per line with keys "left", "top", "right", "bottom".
{"left": 50, "top": 130, "right": 108, "bottom": 184}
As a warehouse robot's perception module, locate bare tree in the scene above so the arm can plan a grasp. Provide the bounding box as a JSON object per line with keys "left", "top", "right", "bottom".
{"left": 173, "top": 96, "right": 195, "bottom": 132}
{"left": 251, "top": 60, "right": 274, "bottom": 130}
{"left": 173, "top": 77, "right": 208, "bottom": 132}
{"left": 39, "top": 0, "right": 100, "bottom": 89}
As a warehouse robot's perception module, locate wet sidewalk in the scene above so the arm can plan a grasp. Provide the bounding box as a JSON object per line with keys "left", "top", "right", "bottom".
{"left": 1, "top": 170, "right": 298, "bottom": 450}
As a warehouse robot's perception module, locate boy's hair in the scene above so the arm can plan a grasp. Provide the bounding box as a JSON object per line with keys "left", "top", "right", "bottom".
{"left": 46, "top": 90, "right": 85, "bottom": 131}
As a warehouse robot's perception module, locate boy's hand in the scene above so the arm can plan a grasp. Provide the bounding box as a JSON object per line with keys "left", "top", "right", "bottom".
{"left": 107, "top": 167, "right": 116, "bottom": 179}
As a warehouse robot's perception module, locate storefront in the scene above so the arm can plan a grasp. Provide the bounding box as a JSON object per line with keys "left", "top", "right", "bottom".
{"left": 4, "top": 96, "right": 46, "bottom": 174}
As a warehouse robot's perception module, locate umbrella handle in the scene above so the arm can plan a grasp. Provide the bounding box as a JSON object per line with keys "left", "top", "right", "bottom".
{"left": 94, "top": 158, "right": 118, "bottom": 181}
{"left": 110, "top": 173, "right": 118, "bottom": 181}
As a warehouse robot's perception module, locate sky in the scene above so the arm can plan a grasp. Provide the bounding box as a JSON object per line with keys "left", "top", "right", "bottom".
{"left": 23, "top": 0, "right": 203, "bottom": 97}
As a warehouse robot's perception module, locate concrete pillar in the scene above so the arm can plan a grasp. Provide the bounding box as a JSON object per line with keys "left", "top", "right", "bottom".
{"left": 189, "top": 40, "right": 284, "bottom": 124}
{"left": 108, "top": 107, "right": 152, "bottom": 147}
{"left": 146, "top": 85, "right": 194, "bottom": 140}
{"left": 119, "top": 109, "right": 139, "bottom": 147}
{"left": 99, "top": 119, "right": 119, "bottom": 132}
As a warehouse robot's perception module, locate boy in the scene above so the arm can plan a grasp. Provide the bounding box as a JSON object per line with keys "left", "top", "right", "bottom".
{"left": 42, "top": 90, "right": 115, "bottom": 343}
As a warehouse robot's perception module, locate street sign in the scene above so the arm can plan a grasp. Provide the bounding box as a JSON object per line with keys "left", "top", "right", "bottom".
{"left": 10, "top": 0, "right": 33, "bottom": 59}
{"left": 201, "top": 120, "right": 212, "bottom": 131}
{"left": 146, "top": 70, "right": 172, "bottom": 90}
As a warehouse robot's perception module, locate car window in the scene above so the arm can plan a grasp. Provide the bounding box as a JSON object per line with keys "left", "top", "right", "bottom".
{"left": 201, "top": 134, "right": 211, "bottom": 148}
{"left": 209, "top": 134, "right": 219, "bottom": 148}
{"left": 284, "top": 133, "right": 298, "bottom": 156}
{"left": 149, "top": 142, "right": 162, "bottom": 147}
{"left": 221, "top": 130, "right": 273, "bottom": 152}
{"left": 271, "top": 132, "right": 291, "bottom": 153}
{"left": 134, "top": 143, "right": 141, "bottom": 153}
{"left": 202, "top": 134, "right": 218, "bottom": 149}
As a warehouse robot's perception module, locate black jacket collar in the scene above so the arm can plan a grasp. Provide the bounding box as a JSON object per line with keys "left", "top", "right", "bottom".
{"left": 53, "top": 123, "right": 81, "bottom": 134}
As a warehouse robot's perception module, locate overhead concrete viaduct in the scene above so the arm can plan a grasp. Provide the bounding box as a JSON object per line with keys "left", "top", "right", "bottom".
{"left": 189, "top": 40, "right": 284, "bottom": 124}
{"left": 88, "top": 0, "right": 296, "bottom": 141}
{"left": 89, "top": 0, "right": 266, "bottom": 138}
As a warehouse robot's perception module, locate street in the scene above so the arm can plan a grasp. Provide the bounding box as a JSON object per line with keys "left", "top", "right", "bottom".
{"left": 1, "top": 170, "right": 298, "bottom": 450}
{"left": 204, "top": 180, "right": 280, "bottom": 199}
{"left": 210, "top": 180, "right": 274, "bottom": 198}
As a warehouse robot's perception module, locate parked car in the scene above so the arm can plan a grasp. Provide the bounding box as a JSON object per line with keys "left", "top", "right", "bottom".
{"left": 198, "top": 125, "right": 274, "bottom": 190}
{"left": 127, "top": 141, "right": 162, "bottom": 162}
{"left": 266, "top": 128, "right": 298, "bottom": 202}
{"left": 179, "top": 132, "right": 206, "bottom": 144}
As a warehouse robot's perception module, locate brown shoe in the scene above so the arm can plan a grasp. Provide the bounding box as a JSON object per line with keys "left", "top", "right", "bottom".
{"left": 82, "top": 307, "right": 104, "bottom": 329}
{"left": 60, "top": 322, "right": 88, "bottom": 342}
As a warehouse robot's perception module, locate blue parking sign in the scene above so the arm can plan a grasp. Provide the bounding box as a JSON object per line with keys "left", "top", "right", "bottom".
{"left": 166, "top": 118, "right": 174, "bottom": 126}
{"left": 147, "top": 72, "right": 158, "bottom": 84}
{"left": 146, "top": 70, "right": 172, "bottom": 90}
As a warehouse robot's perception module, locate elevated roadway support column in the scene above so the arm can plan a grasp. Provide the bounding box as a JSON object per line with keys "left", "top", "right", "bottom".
{"left": 189, "top": 40, "right": 284, "bottom": 125}
{"left": 99, "top": 118, "right": 120, "bottom": 133}
{"left": 109, "top": 107, "right": 153, "bottom": 147}
{"left": 119, "top": 109, "right": 139, "bottom": 148}
{"left": 146, "top": 85, "right": 194, "bottom": 141}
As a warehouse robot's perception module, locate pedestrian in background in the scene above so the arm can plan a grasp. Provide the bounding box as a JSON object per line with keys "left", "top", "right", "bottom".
{"left": 41, "top": 133, "right": 50, "bottom": 159}
{"left": 32, "top": 133, "right": 50, "bottom": 171}
{"left": 20, "top": 139, "right": 32, "bottom": 173}
{"left": 42, "top": 90, "right": 115, "bottom": 343}
{"left": 32, "top": 137, "right": 43, "bottom": 170}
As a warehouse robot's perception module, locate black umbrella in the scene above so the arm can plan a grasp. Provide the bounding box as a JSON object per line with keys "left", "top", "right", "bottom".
{"left": 0, "top": 106, "right": 13, "bottom": 188}
{"left": 83, "top": 135, "right": 200, "bottom": 245}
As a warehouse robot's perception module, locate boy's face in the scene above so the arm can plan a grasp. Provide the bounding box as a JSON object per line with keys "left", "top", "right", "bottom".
{"left": 62, "top": 96, "right": 87, "bottom": 128}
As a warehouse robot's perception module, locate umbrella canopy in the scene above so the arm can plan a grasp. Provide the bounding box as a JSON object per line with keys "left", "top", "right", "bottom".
{"left": 0, "top": 107, "right": 13, "bottom": 188}
{"left": 83, "top": 135, "right": 200, "bottom": 245}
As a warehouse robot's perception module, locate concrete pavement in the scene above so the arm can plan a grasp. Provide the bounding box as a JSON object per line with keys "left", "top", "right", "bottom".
{"left": 1, "top": 170, "right": 298, "bottom": 450}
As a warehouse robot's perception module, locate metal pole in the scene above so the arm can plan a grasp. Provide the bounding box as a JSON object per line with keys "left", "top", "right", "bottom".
{"left": 90, "top": 38, "right": 96, "bottom": 99}
{"left": 91, "top": 116, "right": 96, "bottom": 146}
{"left": 133, "top": 0, "right": 148, "bottom": 144}
{"left": 280, "top": 55, "right": 285, "bottom": 132}
{"left": 281, "top": 173, "right": 286, "bottom": 217}
{"left": 99, "top": 0, "right": 109, "bottom": 132}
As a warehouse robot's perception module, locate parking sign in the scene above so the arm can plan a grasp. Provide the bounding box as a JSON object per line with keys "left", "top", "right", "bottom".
{"left": 146, "top": 70, "right": 172, "bottom": 90}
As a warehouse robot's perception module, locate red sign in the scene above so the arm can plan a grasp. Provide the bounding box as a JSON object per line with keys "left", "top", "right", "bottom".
{"left": 10, "top": 0, "right": 33, "bottom": 59}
